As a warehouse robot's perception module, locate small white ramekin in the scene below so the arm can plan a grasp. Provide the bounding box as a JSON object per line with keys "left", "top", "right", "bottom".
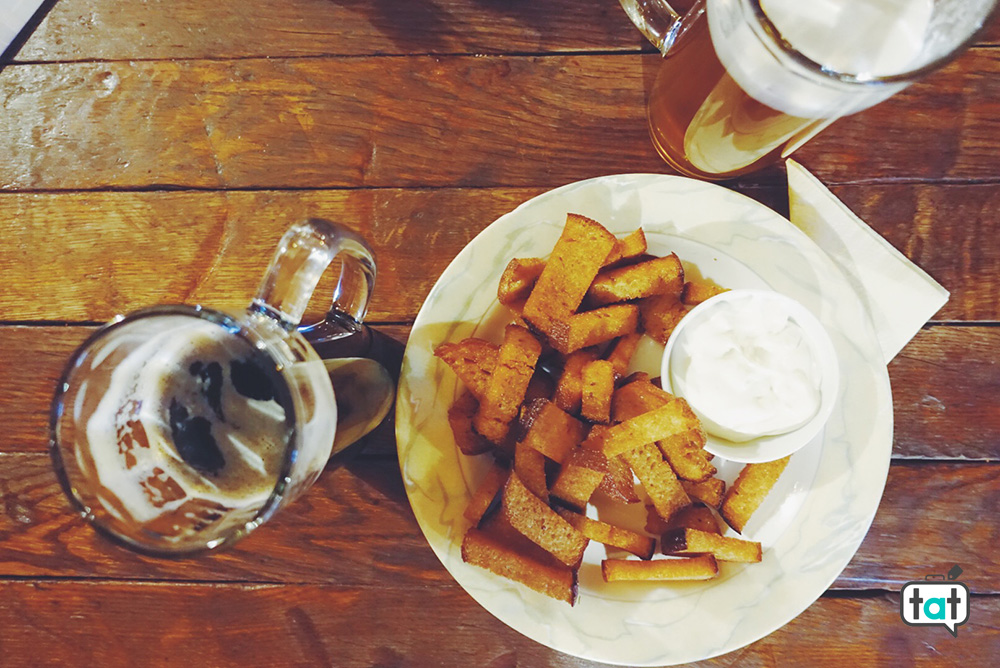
{"left": 661, "top": 289, "right": 840, "bottom": 463}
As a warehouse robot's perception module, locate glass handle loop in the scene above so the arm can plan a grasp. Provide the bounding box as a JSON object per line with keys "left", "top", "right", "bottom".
{"left": 619, "top": 0, "right": 705, "bottom": 55}
{"left": 252, "top": 218, "right": 376, "bottom": 342}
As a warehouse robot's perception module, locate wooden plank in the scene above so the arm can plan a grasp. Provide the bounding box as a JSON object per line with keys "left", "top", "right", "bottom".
{"left": 3, "top": 323, "right": 1000, "bottom": 459}
{"left": 889, "top": 326, "right": 1000, "bottom": 460}
{"left": 0, "top": 451, "right": 448, "bottom": 585}
{"left": 1, "top": 452, "right": 998, "bottom": 591}
{"left": 0, "top": 324, "right": 409, "bottom": 454}
{"left": 0, "top": 326, "right": 88, "bottom": 453}
{"left": 18, "top": 0, "right": 647, "bottom": 61}
{"left": 0, "top": 52, "right": 998, "bottom": 191}
{"left": 827, "top": 183, "right": 1000, "bottom": 323}
{"left": 0, "top": 580, "right": 994, "bottom": 666}
{"left": 0, "top": 55, "right": 659, "bottom": 190}
{"left": 16, "top": 0, "right": 999, "bottom": 62}
{"left": 0, "top": 189, "right": 539, "bottom": 322}
{"left": 0, "top": 184, "right": 997, "bottom": 323}
{"left": 837, "top": 462, "right": 1000, "bottom": 590}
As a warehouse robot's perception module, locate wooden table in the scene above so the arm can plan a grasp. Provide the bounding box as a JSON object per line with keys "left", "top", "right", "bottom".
{"left": 1, "top": 1, "right": 997, "bottom": 665}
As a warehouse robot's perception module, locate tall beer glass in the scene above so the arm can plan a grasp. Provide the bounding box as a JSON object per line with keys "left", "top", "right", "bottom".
{"left": 621, "top": 0, "right": 998, "bottom": 180}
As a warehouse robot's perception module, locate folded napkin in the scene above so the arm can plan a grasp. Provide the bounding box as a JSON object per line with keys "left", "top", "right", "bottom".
{"left": 0, "top": 0, "right": 45, "bottom": 60}
{"left": 786, "top": 159, "right": 949, "bottom": 364}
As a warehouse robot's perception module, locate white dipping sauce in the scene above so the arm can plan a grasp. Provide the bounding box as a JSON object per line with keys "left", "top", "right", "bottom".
{"left": 668, "top": 291, "right": 823, "bottom": 442}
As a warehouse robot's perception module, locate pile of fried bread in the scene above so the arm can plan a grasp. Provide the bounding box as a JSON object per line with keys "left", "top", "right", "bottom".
{"left": 435, "top": 214, "right": 789, "bottom": 605}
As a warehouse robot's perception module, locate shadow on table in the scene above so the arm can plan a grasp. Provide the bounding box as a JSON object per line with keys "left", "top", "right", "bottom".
{"left": 320, "top": 323, "right": 406, "bottom": 470}
{"left": 326, "top": 0, "right": 602, "bottom": 54}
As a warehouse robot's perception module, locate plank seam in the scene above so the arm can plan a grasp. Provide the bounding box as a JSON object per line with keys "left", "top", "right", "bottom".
{"left": 4, "top": 49, "right": 656, "bottom": 67}
{"left": 2, "top": 178, "right": 1000, "bottom": 196}
{"left": 0, "top": 576, "right": 994, "bottom": 596}
{"left": 5, "top": 42, "right": 998, "bottom": 66}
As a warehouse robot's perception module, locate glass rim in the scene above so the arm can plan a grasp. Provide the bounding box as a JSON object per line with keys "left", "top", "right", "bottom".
{"left": 48, "top": 304, "right": 300, "bottom": 558}
{"left": 748, "top": 0, "right": 1000, "bottom": 86}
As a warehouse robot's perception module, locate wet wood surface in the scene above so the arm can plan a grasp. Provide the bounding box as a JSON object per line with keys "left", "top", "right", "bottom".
{"left": 0, "top": 52, "right": 998, "bottom": 191}
{"left": 1, "top": 1, "right": 998, "bottom": 665}
{"left": 0, "top": 581, "right": 994, "bottom": 667}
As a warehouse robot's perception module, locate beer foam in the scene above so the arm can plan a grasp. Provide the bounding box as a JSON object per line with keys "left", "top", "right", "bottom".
{"left": 84, "top": 316, "right": 293, "bottom": 528}
{"left": 709, "top": 0, "right": 929, "bottom": 118}
{"left": 761, "top": 0, "right": 933, "bottom": 76}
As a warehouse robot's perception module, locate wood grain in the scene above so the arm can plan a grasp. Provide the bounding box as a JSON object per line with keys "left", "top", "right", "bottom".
{"left": 2, "top": 1, "right": 997, "bottom": 665}
{"left": 3, "top": 322, "right": 1000, "bottom": 459}
{"left": 0, "top": 189, "right": 539, "bottom": 322}
{"left": 889, "top": 326, "right": 1000, "bottom": 460}
{"left": 0, "top": 52, "right": 998, "bottom": 192}
{"left": 0, "top": 452, "right": 448, "bottom": 586}
{"left": 18, "top": 0, "right": 647, "bottom": 61}
{"left": 2, "top": 450, "right": 998, "bottom": 591}
{"left": 839, "top": 462, "right": 1000, "bottom": 590}
{"left": 0, "top": 55, "right": 660, "bottom": 190}
{"left": 829, "top": 184, "right": 1000, "bottom": 322}
{"left": 0, "top": 324, "right": 411, "bottom": 455}
{"left": 0, "top": 184, "right": 997, "bottom": 323}
{"left": 16, "top": 0, "right": 1000, "bottom": 62}
{"left": 0, "top": 581, "right": 995, "bottom": 667}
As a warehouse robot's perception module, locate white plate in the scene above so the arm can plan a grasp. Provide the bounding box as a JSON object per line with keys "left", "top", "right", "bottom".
{"left": 395, "top": 174, "right": 892, "bottom": 666}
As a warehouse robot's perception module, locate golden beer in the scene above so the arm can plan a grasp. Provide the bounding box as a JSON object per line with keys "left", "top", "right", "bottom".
{"left": 647, "top": 17, "right": 826, "bottom": 180}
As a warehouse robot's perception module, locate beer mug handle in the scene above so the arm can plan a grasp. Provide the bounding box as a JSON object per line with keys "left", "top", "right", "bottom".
{"left": 619, "top": 0, "right": 705, "bottom": 55}
{"left": 251, "top": 218, "right": 376, "bottom": 343}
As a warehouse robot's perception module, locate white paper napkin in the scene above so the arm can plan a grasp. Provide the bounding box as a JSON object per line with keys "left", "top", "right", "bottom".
{"left": 786, "top": 159, "right": 949, "bottom": 363}
{"left": 0, "top": 0, "right": 45, "bottom": 58}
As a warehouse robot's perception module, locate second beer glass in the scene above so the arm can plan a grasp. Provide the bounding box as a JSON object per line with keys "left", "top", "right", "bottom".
{"left": 622, "top": 0, "right": 997, "bottom": 179}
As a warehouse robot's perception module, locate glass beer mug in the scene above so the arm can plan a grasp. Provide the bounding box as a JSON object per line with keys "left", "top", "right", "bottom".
{"left": 621, "top": 0, "right": 998, "bottom": 179}
{"left": 50, "top": 219, "right": 387, "bottom": 555}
